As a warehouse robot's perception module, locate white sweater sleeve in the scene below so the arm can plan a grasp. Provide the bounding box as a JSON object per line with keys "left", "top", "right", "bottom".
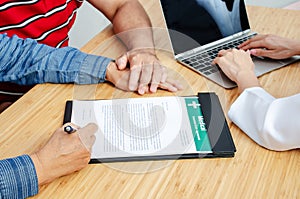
{"left": 228, "top": 87, "right": 300, "bottom": 151}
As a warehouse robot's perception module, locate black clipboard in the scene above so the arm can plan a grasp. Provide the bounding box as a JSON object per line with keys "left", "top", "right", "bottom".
{"left": 63, "top": 92, "right": 236, "bottom": 163}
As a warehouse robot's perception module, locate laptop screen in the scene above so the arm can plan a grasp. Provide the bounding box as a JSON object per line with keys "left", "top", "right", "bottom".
{"left": 160, "top": 0, "right": 250, "bottom": 55}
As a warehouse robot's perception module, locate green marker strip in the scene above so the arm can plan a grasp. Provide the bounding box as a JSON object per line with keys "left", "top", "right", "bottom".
{"left": 184, "top": 97, "right": 212, "bottom": 151}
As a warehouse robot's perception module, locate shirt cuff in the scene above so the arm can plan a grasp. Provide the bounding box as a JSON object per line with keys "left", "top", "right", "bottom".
{"left": 75, "top": 54, "right": 112, "bottom": 84}
{"left": 229, "top": 87, "right": 275, "bottom": 119}
{"left": 228, "top": 87, "right": 276, "bottom": 148}
{"left": 0, "top": 155, "right": 38, "bottom": 199}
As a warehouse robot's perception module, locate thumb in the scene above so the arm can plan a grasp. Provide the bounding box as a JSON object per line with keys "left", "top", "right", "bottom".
{"left": 77, "top": 123, "right": 98, "bottom": 151}
{"left": 250, "top": 48, "right": 271, "bottom": 58}
{"left": 115, "top": 54, "right": 128, "bottom": 70}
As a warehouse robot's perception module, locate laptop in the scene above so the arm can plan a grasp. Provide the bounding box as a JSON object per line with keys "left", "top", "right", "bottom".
{"left": 159, "top": 0, "right": 300, "bottom": 88}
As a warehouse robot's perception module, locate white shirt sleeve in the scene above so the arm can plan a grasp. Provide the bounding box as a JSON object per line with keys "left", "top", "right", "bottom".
{"left": 228, "top": 87, "right": 300, "bottom": 151}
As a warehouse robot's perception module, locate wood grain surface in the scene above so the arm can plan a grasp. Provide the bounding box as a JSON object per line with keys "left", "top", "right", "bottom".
{"left": 0, "top": 1, "right": 299, "bottom": 198}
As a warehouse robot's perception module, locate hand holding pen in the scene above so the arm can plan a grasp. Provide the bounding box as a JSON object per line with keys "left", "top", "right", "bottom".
{"left": 63, "top": 123, "right": 97, "bottom": 151}
{"left": 29, "top": 123, "right": 97, "bottom": 186}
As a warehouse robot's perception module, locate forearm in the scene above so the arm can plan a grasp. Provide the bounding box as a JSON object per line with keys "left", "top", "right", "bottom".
{"left": 112, "top": 1, "right": 155, "bottom": 51}
{"left": 0, "top": 34, "right": 112, "bottom": 85}
{"left": 0, "top": 155, "right": 38, "bottom": 198}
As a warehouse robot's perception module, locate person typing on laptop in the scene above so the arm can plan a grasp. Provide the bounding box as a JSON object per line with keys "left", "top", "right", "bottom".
{"left": 213, "top": 34, "right": 300, "bottom": 151}
{"left": 160, "top": 0, "right": 300, "bottom": 88}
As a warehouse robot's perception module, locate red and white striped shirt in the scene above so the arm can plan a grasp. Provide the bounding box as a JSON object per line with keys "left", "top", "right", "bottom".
{"left": 0, "top": 0, "right": 83, "bottom": 47}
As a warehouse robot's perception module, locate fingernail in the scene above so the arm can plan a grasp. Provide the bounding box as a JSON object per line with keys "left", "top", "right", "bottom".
{"left": 122, "top": 57, "right": 127, "bottom": 65}
{"left": 150, "top": 86, "right": 157, "bottom": 93}
{"left": 139, "top": 88, "right": 145, "bottom": 95}
{"left": 116, "top": 57, "right": 125, "bottom": 66}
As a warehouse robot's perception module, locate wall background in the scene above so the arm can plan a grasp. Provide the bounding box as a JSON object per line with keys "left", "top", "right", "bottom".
{"left": 68, "top": 0, "right": 300, "bottom": 49}
{"left": 68, "top": 1, "right": 109, "bottom": 48}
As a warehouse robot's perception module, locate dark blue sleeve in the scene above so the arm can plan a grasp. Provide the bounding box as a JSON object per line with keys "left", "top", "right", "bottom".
{"left": 0, "top": 155, "right": 39, "bottom": 199}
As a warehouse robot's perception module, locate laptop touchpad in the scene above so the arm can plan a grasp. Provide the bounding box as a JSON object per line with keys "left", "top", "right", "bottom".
{"left": 253, "top": 57, "right": 290, "bottom": 76}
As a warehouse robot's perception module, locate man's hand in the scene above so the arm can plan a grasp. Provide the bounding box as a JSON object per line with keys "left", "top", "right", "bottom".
{"left": 115, "top": 49, "right": 167, "bottom": 95}
{"left": 88, "top": 0, "right": 178, "bottom": 94}
{"left": 105, "top": 60, "right": 182, "bottom": 94}
{"left": 30, "top": 123, "right": 97, "bottom": 186}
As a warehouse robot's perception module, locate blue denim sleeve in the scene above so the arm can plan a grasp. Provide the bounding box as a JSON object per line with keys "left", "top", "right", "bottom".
{"left": 0, "top": 155, "right": 39, "bottom": 199}
{"left": 0, "top": 34, "right": 112, "bottom": 85}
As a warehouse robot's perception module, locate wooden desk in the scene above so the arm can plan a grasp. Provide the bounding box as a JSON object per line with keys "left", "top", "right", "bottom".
{"left": 1, "top": 1, "right": 299, "bottom": 198}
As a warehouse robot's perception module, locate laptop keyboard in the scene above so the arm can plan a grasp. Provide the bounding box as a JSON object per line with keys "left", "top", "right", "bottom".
{"left": 181, "top": 35, "right": 254, "bottom": 76}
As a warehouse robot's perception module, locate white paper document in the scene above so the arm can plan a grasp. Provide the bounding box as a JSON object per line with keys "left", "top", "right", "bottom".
{"left": 70, "top": 96, "right": 212, "bottom": 160}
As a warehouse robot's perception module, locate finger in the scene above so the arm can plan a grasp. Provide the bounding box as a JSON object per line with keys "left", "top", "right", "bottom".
{"left": 129, "top": 65, "right": 142, "bottom": 91}
{"left": 159, "top": 82, "right": 177, "bottom": 92}
{"left": 212, "top": 56, "right": 220, "bottom": 65}
{"left": 249, "top": 49, "right": 257, "bottom": 56}
{"left": 115, "top": 54, "right": 128, "bottom": 70}
{"left": 160, "top": 66, "right": 167, "bottom": 83}
{"left": 250, "top": 48, "right": 274, "bottom": 58}
{"left": 238, "top": 34, "right": 265, "bottom": 48}
{"left": 215, "top": 58, "right": 237, "bottom": 82}
{"left": 212, "top": 57, "right": 228, "bottom": 71}
{"left": 213, "top": 51, "right": 231, "bottom": 64}
{"left": 138, "top": 63, "right": 153, "bottom": 94}
{"left": 168, "top": 79, "right": 184, "bottom": 90}
{"left": 231, "top": 48, "right": 239, "bottom": 53}
{"left": 217, "top": 49, "right": 228, "bottom": 56}
{"left": 213, "top": 56, "right": 231, "bottom": 67}
{"left": 238, "top": 37, "right": 256, "bottom": 48}
{"left": 238, "top": 40, "right": 250, "bottom": 48}
{"left": 239, "top": 39, "right": 267, "bottom": 51}
{"left": 77, "top": 123, "right": 98, "bottom": 151}
{"left": 149, "top": 62, "right": 163, "bottom": 93}
{"left": 149, "top": 83, "right": 159, "bottom": 93}
{"left": 159, "top": 79, "right": 184, "bottom": 92}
